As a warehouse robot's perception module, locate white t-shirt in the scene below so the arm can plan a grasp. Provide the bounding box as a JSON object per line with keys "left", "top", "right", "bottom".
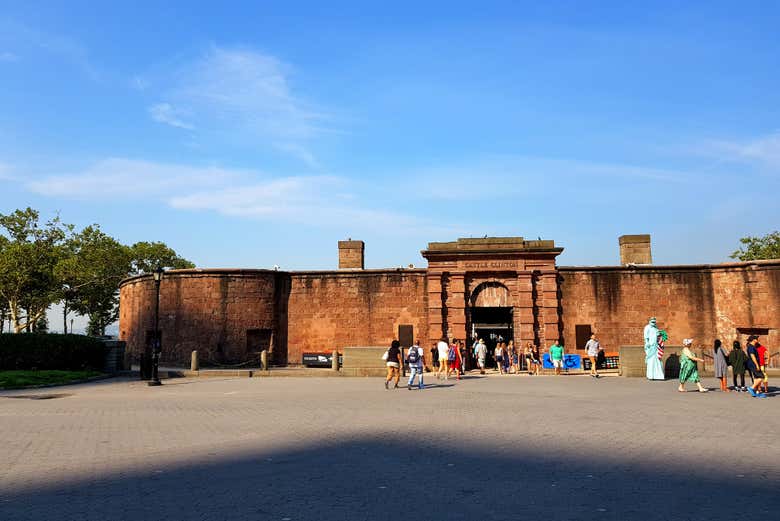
{"left": 585, "top": 339, "right": 601, "bottom": 356}
{"left": 476, "top": 342, "right": 487, "bottom": 359}
{"left": 437, "top": 341, "right": 449, "bottom": 359}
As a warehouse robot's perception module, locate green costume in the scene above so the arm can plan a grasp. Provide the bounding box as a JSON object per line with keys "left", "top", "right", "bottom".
{"left": 679, "top": 349, "right": 700, "bottom": 383}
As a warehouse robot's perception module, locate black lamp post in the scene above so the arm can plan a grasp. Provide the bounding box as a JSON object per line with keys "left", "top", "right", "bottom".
{"left": 149, "top": 266, "right": 164, "bottom": 386}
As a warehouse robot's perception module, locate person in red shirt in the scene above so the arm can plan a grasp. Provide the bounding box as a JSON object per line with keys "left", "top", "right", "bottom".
{"left": 756, "top": 342, "right": 769, "bottom": 393}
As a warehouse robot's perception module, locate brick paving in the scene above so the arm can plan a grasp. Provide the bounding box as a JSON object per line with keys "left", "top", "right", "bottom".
{"left": 1, "top": 373, "right": 778, "bottom": 520}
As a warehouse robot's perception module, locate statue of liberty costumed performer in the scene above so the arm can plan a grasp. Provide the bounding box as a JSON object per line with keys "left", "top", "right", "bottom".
{"left": 643, "top": 317, "right": 665, "bottom": 380}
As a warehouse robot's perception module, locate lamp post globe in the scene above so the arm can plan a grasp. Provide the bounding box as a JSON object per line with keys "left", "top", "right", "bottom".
{"left": 149, "top": 267, "right": 165, "bottom": 386}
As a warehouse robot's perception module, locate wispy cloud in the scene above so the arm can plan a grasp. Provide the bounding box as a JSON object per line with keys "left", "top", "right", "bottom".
{"left": 147, "top": 46, "right": 327, "bottom": 165}
{"left": 148, "top": 103, "right": 194, "bottom": 130}
{"left": 0, "top": 20, "right": 99, "bottom": 80}
{"left": 27, "top": 158, "right": 239, "bottom": 198}
{"left": 24, "top": 157, "right": 428, "bottom": 231}
{"left": 131, "top": 75, "right": 149, "bottom": 91}
{"left": 0, "top": 51, "right": 19, "bottom": 62}
{"left": 0, "top": 163, "right": 14, "bottom": 180}
{"left": 393, "top": 155, "right": 694, "bottom": 201}
{"left": 702, "top": 132, "right": 780, "bottom": 170}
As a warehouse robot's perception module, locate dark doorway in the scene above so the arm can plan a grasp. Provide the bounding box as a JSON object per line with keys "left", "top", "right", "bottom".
{"left": 470, "top": 307, "right": 513, "bottom": 368}
{"left": 398, "top": 325, "right": 414, "bottom": 349}
{"left": 575, "top": 324, "right": 592, "bottom": 351}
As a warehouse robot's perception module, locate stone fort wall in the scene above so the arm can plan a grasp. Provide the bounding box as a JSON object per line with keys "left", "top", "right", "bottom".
{"left": 558, "top": 261, "right": 780, "bottom": 352}
{"left": 287, "top": 270, "right": 428, "bottom": 364}
{"left": 119, "top": 258, "right": 780, "bottom": 367}
{"left": 119, "top": 270, "right": 287, "bottom": 366}
{"left": 119, "top": 268, "right": 429, "bottom": 366}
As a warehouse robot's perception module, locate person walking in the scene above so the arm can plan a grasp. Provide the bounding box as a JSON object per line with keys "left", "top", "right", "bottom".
{"left": 447, "top": 339, "right": 463, "bottom": 380}
{"left": 475, "top": 338, "right": 487, "bottom": 375}
{"left": 406, "top": 340, "right": 424, "bottom": 390}
{"left": 430, "top": 343, "right": 439, "bottom": 373}
{"left": 385, "top": 340, "right": 403, "bottom": 390}
{"left": 549, "top": 339, "right": 564, "bottom": 376}
{"left": 756, "top": 340, "right": 769, "bottom": 394}
{"left": 712, "top": 339, "right": 730, "bottom": 392}
{"left": 504, "top": 340, "right": 513, "bottom": 374}
{"left": 584, "top": 333, "right": 602, "bottom": 378}
{"left": 678, "top": 338, "right": 708, "bottom": 393}
{"left": 459, "top": 340, "right": 468, "bottom": 373}
{"left": 530, "top": 343, "right": 541, "bottom": 375}
{"left": 524, "top": 342, "right": 533, "bottom": 375}
{"left": 508, "top": 340, "right": 518, "bottom": 374}
{"left": 728, "top": 340, "right": 748, "bottom": 392}
{"left": 745, "top": 335, "right": 767, "bottom": 398}
{"left": 495, "top": 342, "right": 505, "bottom": 374}
{"left": 436, "top": 337, "right": 450, "bottom": 380}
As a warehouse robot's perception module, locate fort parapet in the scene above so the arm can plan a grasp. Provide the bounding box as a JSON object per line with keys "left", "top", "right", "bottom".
{"left": 119, "top": 236, "right": 780, "bottom": 368}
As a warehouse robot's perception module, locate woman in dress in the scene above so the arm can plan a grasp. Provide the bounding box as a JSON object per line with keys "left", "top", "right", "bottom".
{"left": 507, "top": 340, "right": 517, "bottom": 374}
{"left": 530, "top": 343, "right": 541, "bottom": 376}
{"left": 728, "top": 340, "right": 748, "bottom": 392}
{"left": 712, "top": 339, "right": 730, "bottom": 392}
{"left": 495, "top": 342, "right": 505, "bottom": 374}
{"left": 447, "top": 339, "right": 463, "bottom": 380}
{"left": 678, "top": 338, "right": 708, "bottom": 393}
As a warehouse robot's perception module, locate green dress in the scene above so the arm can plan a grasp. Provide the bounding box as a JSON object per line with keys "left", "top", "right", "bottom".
{"left": 679, "top": 349, "right": 700, "bottom": 383}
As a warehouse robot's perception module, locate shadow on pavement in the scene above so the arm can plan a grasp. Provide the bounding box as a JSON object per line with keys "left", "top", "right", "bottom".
{"left": 2, "top": 436, "right": 778, "bottom": 521}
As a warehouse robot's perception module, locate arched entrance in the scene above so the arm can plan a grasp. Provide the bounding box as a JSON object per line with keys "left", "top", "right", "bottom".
{"left": 468, "top": 281, "right": 513, "bottom": 368}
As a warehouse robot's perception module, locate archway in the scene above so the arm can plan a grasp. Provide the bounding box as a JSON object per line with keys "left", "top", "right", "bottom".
{"left": 469, "top": 281, "right": 514, "bottom": 369}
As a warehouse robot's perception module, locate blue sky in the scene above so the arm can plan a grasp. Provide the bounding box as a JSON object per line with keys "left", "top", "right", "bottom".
{"left": 1, "top": 1, "right": 779, "bottom": 274}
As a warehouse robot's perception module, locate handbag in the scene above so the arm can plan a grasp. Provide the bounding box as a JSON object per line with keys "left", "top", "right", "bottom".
{"left": 381, "top": 350, "right": 389, "bottom": 361}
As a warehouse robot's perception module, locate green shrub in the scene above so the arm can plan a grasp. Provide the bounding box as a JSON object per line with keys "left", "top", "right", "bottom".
{"left": 0, "top": 333, "right": 105, "bottom": 370}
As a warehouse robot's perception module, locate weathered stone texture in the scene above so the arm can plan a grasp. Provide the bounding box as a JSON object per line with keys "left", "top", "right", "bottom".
{"left": 338, "top": 240, "right": 365, "bottom": 269}
{"left": 119, "top": 270, "right": 285, "bottom": 366}
{"left": 619, "top": 234, "right": 652, "bottom": 265}
{"left": 558, "top": 263, "right": 780, "bottom": 352}
{"left": 118, "top": 244, "right": 780, "bottom": 368}
{"left": 286, "top": 270, "right": 428, "bottom": 365}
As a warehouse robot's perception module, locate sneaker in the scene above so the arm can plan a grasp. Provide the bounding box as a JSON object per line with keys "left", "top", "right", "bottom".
{"left": 742, "top": 387, "right": 749, "bottom": 392}
{"left": 384, "top": 381, "right": 389, "bottom": 390}
{"left": 407, "top": 384, "right": 412, "bottom": 390}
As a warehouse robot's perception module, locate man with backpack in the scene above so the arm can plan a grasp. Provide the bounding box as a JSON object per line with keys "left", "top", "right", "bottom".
{"left": 407, "top": 340, "right": 424, "bottom": 390}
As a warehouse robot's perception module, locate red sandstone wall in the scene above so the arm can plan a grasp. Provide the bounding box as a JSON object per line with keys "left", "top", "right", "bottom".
{"left": 119, "top": 270, "right": 282, "bottom": 366}
{"left": 286, "top": 270, "right": 428, "bottom": 365}
{"left": 558, "top": 262, "right": 780, "bottom": 353}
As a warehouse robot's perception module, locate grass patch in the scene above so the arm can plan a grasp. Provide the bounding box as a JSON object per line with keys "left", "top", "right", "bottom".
{"left": 0, "top": 370, "right": 103, "bottom": 389}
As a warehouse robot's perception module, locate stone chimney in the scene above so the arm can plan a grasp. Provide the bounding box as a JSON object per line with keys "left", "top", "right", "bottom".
{"left": 338, "top": 239, "right": 364, "bottom": 269}
{"left": 619, "top": 235, "right": 652, "bottom": 265}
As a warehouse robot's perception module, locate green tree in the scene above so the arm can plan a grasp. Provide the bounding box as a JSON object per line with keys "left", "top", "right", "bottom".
{"left": 129, "top": 241, "right": 195, "bottom": 274}
{"left": 730, "top": 231, "right": 780, "bottom": 261}
{"left": 0, "top": 208, "right": 71, "bottom": 332}
{"left": 57, "top": 225, "right": 133, "bottom": 336}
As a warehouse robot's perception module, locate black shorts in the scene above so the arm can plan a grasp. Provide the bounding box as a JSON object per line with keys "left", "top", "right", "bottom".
{"left": 751, "top": 369, "right": 765, "bottom": 379}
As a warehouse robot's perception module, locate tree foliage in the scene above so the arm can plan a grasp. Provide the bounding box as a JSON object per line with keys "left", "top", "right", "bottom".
{"left": 129, "top": 241, "right": 195, "bottom": 275}
{"left": 0, "top": 209, "right": 71, "bottom": 333}
{"left": 0, "top": 208, "right": 194, "bottom": 335}
{"left": 730, "top": 231, "right": 780, "bottom": 261}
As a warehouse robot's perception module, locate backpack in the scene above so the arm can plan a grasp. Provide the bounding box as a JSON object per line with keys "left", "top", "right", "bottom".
{"left": 448, "top": 345, "right": 457, "bottom": 362}
{"left": 407, "top": 346, "right": 420, "bottom": 364}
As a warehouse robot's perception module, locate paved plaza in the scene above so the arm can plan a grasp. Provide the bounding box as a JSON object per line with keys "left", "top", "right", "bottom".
{"left": 1, "top": 373, "right": 779, "bottom": 520}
